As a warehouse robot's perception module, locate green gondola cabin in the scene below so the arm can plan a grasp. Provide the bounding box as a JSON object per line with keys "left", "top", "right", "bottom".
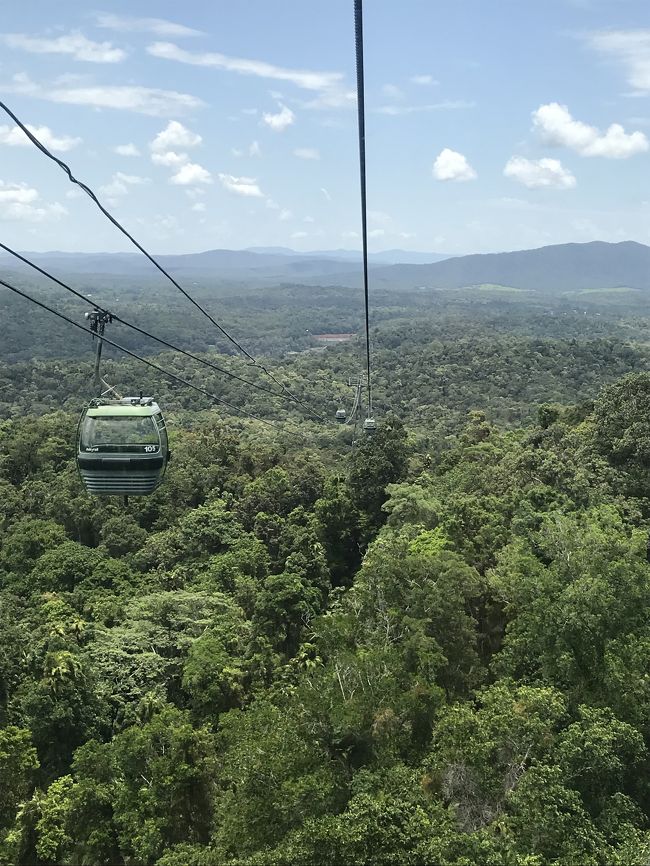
{"left": 77, "top": 397, "right": 169, "bottom": 496}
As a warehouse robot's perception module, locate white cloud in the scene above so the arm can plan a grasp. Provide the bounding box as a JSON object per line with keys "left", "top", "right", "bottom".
{"left": 171, "top": 163, "right": 212, "bottom": 185}
{"left": 3, "top": 73, "right": 204, "bottom": 117}
{"left": 491, "top": 196, "right": 538, "bottom": 210}
{"left": 293, "top": 147, "right": 320, "bottom": 160}
{"left": 503, "top": 156, "right": 576, "bottom": 189}
{"left": 433, "top": 148, "right": 477, "bottom": 181}
{"left": 279, "top": 209, "right": 292, "bottom": 221}
{"left": 0, "top": 181, "right": 67, "bottom": 222}
{"left": 291, "top": 231, "right": 308, "bottom": 239}
{"left": 99, "top": 171, "right": 149, "bottom": 197}
{"left": 341, "top": 230, "right": 359, "bottom": 239}
{"left": 266, "top": 198, "right": 280, "bottom": 210}
{"left": 147, "top": 41, "right": 345, "bottom": 93}
{"left": 304, "top": 216, "right": 315, "bottom": 223}
{"left": 4, "top": 71, "right": 37, "bottom": 95}
{"left": 532, "top": 102, "right": 647, "bottom": 158}
{"left": 375, "top": 100, "right": 475, "bottom": 116}
{"left": 0, "top": 183, "right": 38, "bottom": 204}
{"left": 151, "top": 150, "right": 188, "bottom": 167}
{"left": 3, "top": 31, "right": 125, "bottom": 63}
{"left": 382, "top": 83, "right": 404, "bottom": 99}
{"left": 587, "top": 29, "right": 650, "bottom": 92}
{"left": 218, "top": 174, "right": 263, "bottom": 197}
{"left": 231, "top": 147, "right": 243, "bottom": 157}
{"left": 53, "top": 86, "right": 202, "bottom": 115}
{"left": 262, "top": 103, "right": 295, "bottom": 131}
{"left": 191, "top": 201, "right": 206, "bottom": 212}
{"left": 368, "top": 228, "right": 385, "bottom": 238}
{"left": 148, "top": 124, "right": 204, "bottom": 178}
{"left": 114, "top": 142, "right": 140, "bottom": 157}
{"left": 369, "top": 210, "right": 391, "bottom": 225}
{"left": 0, "top": 123, "right": 81, "bottom": 152}
{"left": 320, "top": 187, "right": 331, "bottom": 201}
{"left": 95, "top": 13, "right": 203, "bottom": 38}
{"left": 148, "top": 41, "right": 355, "bottom": 110}
{"left": 410, "top": 74, "right": 438, "bottom": 85}
{"left": 300, "top": 90, "right": 356, "bottom": 110}
{"left": 135, "top": 213, "right": 180, "bottom": 237}
{"left": 6, "top": 201, "right": 67, "bottom": 222}
{"left": 150, "top": 120, "right": 202, "bottom": 152}
{"left": 249, "top": 140, "right": 261, "bottom": 157}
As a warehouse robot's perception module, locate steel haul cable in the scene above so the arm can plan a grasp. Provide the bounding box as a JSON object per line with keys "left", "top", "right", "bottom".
{"left": 0, "top": 99, "right": 327, "bottom": 424}
{"left": 354, "top": 0, "right": 373, "bottom": 418}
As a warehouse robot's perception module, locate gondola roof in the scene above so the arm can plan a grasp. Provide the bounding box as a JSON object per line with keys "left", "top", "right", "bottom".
{"left": 86, "top": 403, "right": 159, "bottom": 417}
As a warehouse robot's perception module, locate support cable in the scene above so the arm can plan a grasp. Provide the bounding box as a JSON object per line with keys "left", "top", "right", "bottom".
{"left": 0, "top": 276, "right": 290, "bottom": 432}
{"left": 0, "top": 241, "right": 317, "bottom": 411}
{"left": 354, "top": 0, "right": 373, "bottom": 418}
{"left": 0, "top": 100, "right": 327, "bottom": 424}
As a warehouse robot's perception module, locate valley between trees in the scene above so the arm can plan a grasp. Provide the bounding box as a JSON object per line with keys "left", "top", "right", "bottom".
{"left": 3, "top": 283, "right": 650, "bottom": 864}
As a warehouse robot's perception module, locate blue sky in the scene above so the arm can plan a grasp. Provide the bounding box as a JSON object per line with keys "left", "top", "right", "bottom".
{"left": 1, "top": 0, "right": 650, "bottom": 255}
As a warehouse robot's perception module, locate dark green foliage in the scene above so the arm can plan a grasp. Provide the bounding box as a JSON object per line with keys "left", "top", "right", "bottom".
{"left": 6, "top": 322, "right": 650, "bottom": 863}
{"left": 347, "top": 414, "right": 408, "bottom": 531}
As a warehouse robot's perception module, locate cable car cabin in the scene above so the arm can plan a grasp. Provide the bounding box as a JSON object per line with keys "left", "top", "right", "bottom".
{"left": 335, "top": 408, "right": 347, "bottom": 423}
{"left": 363, "top": 417, "right": 377, "bottom": 434}
{"left": 77, "top": 398, "right": 169, "bottom": 496}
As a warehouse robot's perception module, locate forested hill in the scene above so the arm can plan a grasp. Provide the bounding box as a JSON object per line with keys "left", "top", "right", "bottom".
{"left": 345, "top": 240, "right": 650, "bottom": 292}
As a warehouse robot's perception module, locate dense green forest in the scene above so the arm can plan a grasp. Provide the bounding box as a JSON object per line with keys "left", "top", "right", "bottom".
{"left": 4, "top": 270, "right": 650, "bottom": 362}
{"left": 4, "top": 278, "right": 650, "bottom": 864}
{"left": 3, "top": 275, "right": 650, "bottom": 431}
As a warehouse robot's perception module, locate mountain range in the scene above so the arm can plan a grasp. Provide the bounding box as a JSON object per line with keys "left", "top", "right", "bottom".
{"left": 1, "top": 240, "right": 649, "bottom": 293}
{"left": 360, "top": 240, "right": 650, "bottom": 293}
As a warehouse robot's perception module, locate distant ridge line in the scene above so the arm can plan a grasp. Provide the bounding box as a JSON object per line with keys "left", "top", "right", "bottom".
{"left": 1, "top": 240, "right": 649, "bottom": 293}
